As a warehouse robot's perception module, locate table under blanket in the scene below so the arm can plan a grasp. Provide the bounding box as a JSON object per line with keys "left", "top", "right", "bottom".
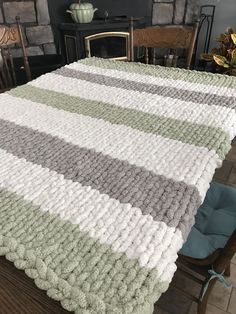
{"left": 0, "top": 58, "right": 236, "bottom": 314}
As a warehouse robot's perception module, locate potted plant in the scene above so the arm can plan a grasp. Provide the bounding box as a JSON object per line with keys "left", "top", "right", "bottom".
{"left": 201, "top": 27, "right": 236, "bottom": 75}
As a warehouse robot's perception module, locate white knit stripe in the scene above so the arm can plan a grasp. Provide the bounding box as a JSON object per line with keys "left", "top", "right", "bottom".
{"left": 29, "top": 73, "right": 236, "bottom": 138}
{"left": 0, "top": 94, "right": 221, "bottom": 199}
{"left": 67, "top": 62, "right": 236, "bottom": 98}
{"left": 0, "top": 148, "right": 182, "bottom": 282}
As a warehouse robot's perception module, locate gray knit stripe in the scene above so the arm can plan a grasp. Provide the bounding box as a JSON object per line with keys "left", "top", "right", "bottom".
{"left": 0, "top": 118, "right": 201, "bottom": 238}
{"left": 55, "top": 67, "right": 236, "bottom": 109}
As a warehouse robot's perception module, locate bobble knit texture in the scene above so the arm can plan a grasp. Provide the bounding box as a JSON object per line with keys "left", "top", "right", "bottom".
{"left": 0, "top": 57, "right": 236, "bottom": 313}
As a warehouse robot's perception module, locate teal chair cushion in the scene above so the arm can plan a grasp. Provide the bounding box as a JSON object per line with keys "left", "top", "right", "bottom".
{"left": 179, "top": 182, "right": 236, "bottom": 259}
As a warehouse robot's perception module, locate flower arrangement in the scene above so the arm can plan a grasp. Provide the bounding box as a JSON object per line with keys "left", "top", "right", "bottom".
{"left": 201, "top": 27, "right": 236, "bottom": 75}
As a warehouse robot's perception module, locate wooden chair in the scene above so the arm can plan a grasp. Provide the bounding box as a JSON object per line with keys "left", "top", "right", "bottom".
{"left": 174, "top": 182, "right": 236, "bottom": 314}
{"left": 176, "top": 230, "right": 236, "bottom": 314}
{"left": 130, "top": 21, "right": 199, "bottom": 69}
{"left": 85, "top": 31, "right": 131, "bottom": 61}
{"left": 0, "top": 16, "right": 31, "bottom": 93}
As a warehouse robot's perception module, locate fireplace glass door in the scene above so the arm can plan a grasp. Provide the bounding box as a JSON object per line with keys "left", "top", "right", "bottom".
{"left": 85, "top": 32, "right": 130, "bottom": 61}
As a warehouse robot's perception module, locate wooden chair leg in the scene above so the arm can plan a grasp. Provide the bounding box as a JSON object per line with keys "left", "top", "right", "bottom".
{"left": 145, "top": 47, "right": 149, "bottom": 64}
{"left": 225, "top": 264, "right": 231, "bottom": 277}
{"left": 197, "top": 277, "right": 217, "bottom": 314}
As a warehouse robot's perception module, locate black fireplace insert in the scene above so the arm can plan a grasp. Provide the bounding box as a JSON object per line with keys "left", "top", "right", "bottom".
{"left": 48, "top": 0, "right": 153, "bottom": 51}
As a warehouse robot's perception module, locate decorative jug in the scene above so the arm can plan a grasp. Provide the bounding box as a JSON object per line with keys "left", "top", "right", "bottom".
{"left": 67, "top": 1, "right": 98, "bottom": 24}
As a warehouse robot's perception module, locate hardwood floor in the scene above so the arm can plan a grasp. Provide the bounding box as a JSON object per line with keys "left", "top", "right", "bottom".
{"left": 0, "top": 139, "right": 235, "bottom": 314}
{"left": 0, "top": 257, "right": 69, "bottom": 314}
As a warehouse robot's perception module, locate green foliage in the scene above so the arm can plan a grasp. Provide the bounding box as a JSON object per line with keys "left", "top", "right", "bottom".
{"left": 201, "top": 27, "right": 236, "bottom": 75}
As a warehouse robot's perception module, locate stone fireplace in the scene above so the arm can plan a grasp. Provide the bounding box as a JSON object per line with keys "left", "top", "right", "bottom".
{"left": 0, "top": 0, "right": 56, "bottom": 57}
{"left": 0, "top": 0, "right": 199, "bottom": 58}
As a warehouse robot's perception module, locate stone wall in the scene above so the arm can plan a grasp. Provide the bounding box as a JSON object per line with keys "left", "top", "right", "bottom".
{"left": 0, "top": 0, "right": 56, "bottom": 57}
{"left": 0, "top": 0, "right": 199, "bottom": 58}
{"left": 152, "top": 0, "right": 199, "bottom": 25}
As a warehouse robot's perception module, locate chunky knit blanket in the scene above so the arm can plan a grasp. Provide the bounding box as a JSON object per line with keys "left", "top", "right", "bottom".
{"left": 0, "top": 58, "right": 236, "bottom": 314}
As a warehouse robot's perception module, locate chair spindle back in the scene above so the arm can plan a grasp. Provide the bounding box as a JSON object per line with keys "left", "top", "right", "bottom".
{"left": 0, "top": 16, "right": 31, "bottom": 92}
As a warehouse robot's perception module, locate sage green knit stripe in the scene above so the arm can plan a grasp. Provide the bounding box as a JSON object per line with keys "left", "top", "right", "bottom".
{"left": 0, "top": 188, "right": 167, "bottom": 314}
{"left": 8, "top": 85, "right": 230, "bottom": 158}
{"left": 80, "top": 57, "right": 236, "bottom": 89}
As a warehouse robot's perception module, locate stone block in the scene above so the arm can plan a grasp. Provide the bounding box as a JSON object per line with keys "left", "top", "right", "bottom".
{"left": 185, "top": 0, "right": 199, "bottom": 24}
{"left": 36, "top": 0, "right": 50, "bottom": 25}
{"left": 174, "top": 0, "right": 186, "bottom": 24}
{"left": 26, "top": 46, "right": 44, "bottom": 56}
{"left": 43, "top": 43, "right": 57, "bottom": 55}
{"left": 11, "top": 46, "right": 44, "bottom": 57}
{"left": 152, "top": 3, "right": 174, "bottom": 25}
{"left": 0, "top": 8, "right": 4, "bottom": 23}
{"left": 8, "top": 48, "right": 22, "bottom": 58}
{"left": 26, "top": 25, "right": 54, "bottom": 45}
{"left": 3, "top": 1, "right": 36, "bottom": 23}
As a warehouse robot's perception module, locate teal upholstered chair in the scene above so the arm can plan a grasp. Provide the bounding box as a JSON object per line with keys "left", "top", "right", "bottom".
{"left": 177, "top": 182, "right": 236, "bottom": 314}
